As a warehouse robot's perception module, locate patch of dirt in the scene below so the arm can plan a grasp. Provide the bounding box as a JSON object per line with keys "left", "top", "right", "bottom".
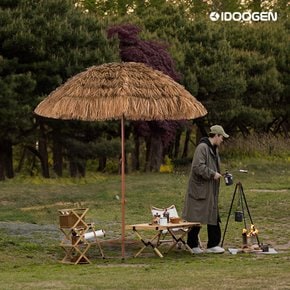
{"left": 0, "top": 221, "right": 60, "bottom": 241}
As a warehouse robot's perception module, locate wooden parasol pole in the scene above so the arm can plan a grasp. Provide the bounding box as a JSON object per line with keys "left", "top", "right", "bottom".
{"left": 121, "top": 114, "right": 126, "bottom": 259}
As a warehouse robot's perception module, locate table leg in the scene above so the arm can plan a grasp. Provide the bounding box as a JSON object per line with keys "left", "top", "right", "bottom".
{"left": 133, "top": 230, "right": 164, "bottom": 258}
{"left": 166, "top": 228, "right": 194, "bottom": 254}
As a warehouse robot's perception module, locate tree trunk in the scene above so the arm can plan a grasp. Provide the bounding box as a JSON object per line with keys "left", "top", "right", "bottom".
{"left": 131, "top": 134, "right": 140, "bottom": 171}
{"left": 38, "top": 122, "right": 50, "bottom": 178}
{"left": 98, "top": 156, "right": 107, "bottom": 172}
{"left": 0, "top": 163, "right": 4, "bottom": 181}
{"left": 52, "top": 132, "right": 63, "bottom": 177}
{"left": 68, "top": 152, "right": 86, "bottom": 177}
{"left": 77, "top": 162, "right": 86, "bottom": 177}
{"left": 149, "top": 133, "right": 163, "bottom": 172}
{"left": 17, "top": 147, "right": 26, "bottom": 173}
{"left": 165, "top": 142, "right": 173, "bottom": 160}
{"left": 0, "top": 139, "right": 14, "bottom": 179}
{"left": 0, "top": 142, "right": 5, "bottom": 181}
{"left": 69, "top": 160, "right": 78, "bottom": 177}
{"left": 174, "top": 129, "right": 182, "bottom": 159}
{"left": 144, "top": 136, "right": 151, "bottom": 172}
{"left": 182, "top": 127, "right": 192, "bottom": 158}
{"left": 4, "top": 140, "right": 14, "bottom": 178}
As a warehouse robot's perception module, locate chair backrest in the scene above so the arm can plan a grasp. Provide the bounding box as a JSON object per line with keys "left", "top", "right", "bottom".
{"left": 151, "top": 205, "right": 179, "bottom": 218}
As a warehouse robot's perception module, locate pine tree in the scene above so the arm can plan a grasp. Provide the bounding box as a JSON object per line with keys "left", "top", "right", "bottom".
{"left": 0, "top": 0, "right": 117, "bottom": 179}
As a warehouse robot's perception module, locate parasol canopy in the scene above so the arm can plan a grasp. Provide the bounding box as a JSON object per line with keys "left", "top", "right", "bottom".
{"left": 34, "top": 62, "right": 207, "bottom": 258}
{"left": 34, "top": 62, "right": 207, "bottom": 121}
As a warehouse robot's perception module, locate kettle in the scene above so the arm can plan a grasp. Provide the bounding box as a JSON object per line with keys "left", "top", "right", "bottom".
{"left": 224, "top": 170, "right": 233, "bottom": 186}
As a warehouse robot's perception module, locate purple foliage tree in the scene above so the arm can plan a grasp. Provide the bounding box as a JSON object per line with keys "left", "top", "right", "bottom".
{"left": 107, "top": 24, "right": 180, "bottom": 81}
{"left": 107, "top": 24, "right": 187, "bottom": 171}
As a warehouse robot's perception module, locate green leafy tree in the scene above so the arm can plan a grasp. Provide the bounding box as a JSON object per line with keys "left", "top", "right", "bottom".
{"left": 0, "top": 68, "right": 36, "bottom": 179}
{"left": 46, "top": 119, "right": 121, "bottom": 176}
{"left": 226, "top": 21, "right": 287, "bottom": 135}
{"left": 139, "top": 4, "right": 287, "bottom": 136}
{"left": 0, "top": 0, "right": 118, "bottom": 179}
{"left": 79, "top": 0, "right": 289, "bottom": 148}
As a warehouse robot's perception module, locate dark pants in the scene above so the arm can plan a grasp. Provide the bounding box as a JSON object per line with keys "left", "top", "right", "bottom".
{"left": 187, "top": 223, "right": 221, "bottom": 249}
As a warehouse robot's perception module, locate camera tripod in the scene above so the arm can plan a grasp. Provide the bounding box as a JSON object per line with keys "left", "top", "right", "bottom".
{"left": 221, "top": 182, "right": 260, "bottom": 247}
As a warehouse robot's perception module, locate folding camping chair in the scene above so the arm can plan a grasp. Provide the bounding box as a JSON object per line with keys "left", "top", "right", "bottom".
{"left": 150, "top": 205, "right": 202, "bottom": 248}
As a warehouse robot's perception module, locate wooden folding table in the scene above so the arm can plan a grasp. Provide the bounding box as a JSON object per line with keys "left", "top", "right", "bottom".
{"left": 126, "top": 221, "right": 201, "bottom": 258}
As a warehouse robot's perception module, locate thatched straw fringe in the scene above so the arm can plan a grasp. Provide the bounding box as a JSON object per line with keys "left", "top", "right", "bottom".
{"left": 34, "top": 62, "right": 207, "bottom": 121}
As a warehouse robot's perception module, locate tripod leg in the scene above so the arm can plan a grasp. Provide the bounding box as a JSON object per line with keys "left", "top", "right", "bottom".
{"left": 221, "top": 183, "right": 238, "bottom": 247}
{"left": 239, "top": 185, "right": 247, "bottom": 230}
{"left": 240, "top": 184, "right": 260, "bottom": 245}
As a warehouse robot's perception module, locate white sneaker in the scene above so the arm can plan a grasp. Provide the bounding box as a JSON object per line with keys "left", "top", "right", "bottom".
{"left": 206, "top": 246, "right": 225, "bottom": 254}
{"left": 192, "top": 247, "right": 204, "bottom": 254}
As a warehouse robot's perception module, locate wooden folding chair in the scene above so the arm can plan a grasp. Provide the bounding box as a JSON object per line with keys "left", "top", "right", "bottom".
{"left": 59, "top": 208, "right": 105, "bottom": 264}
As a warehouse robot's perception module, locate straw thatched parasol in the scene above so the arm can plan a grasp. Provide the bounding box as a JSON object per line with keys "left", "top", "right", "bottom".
{"left": 34, "top": 62, "right": 207, "bottom": 258}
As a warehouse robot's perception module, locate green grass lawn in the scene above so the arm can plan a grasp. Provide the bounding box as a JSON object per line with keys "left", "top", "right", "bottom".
{"left": 0, "top": 158, "right": 289, "bottom": 289}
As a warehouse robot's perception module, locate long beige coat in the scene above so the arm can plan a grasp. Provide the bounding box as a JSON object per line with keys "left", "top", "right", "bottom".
{"left": 182, "top": 140, "right": 221, "bottom": 225}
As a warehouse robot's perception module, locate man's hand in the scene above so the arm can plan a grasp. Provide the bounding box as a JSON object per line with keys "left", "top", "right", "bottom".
{"left": 214, "top": 172, "right": 222, "bottom": 180}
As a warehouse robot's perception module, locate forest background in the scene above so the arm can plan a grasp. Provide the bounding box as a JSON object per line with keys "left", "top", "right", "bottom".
{"left": 0, "top": 0, "right": 289, "bottom": 181}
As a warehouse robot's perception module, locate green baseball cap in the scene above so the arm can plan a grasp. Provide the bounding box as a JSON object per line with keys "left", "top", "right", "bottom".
{"left": 209, "top": 125, "right": 229, "bottom": 138}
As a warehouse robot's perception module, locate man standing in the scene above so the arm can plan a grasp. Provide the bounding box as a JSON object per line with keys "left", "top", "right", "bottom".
{"left": 182, "top": 125, "right": 229, "bottom": 254}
